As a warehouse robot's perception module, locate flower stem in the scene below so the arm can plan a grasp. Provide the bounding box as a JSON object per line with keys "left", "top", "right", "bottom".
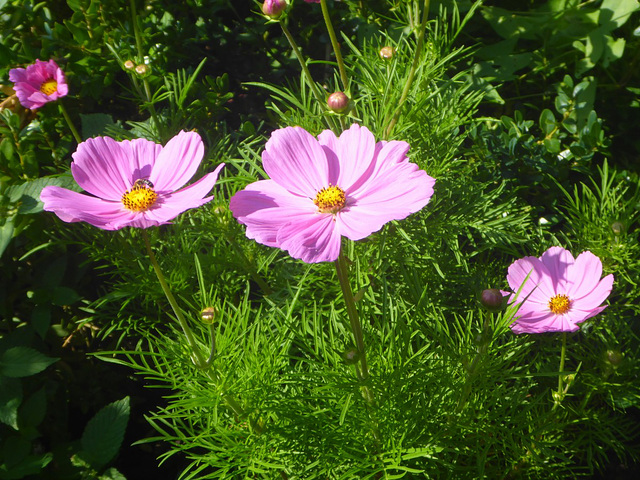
{"left": 142, "top": 230, "right": 247, "bottom": 419}
{"left": 334, "top": 252, "right": 369, "bottom": 379}
{"left": 556, "top": 331, "right": 568, "bottom": 402}
{"left": 142, "top": 230, "right": 205, "bottom": 366}
{"left": 279, "top": 22, "right": 326, "bottom": 107}
{"left": 58, "top": 102, "right": 82, "bottom": 144}
{"left": 320, "top": 0, "right": 349, "bottom": 92}
{"left": 129, "top": 0, "right": 163, "bottom": 138}
{"left": 384, "top": 0, "right": 430, "bottom": 139}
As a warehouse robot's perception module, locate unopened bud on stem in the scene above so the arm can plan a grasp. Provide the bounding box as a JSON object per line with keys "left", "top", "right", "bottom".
{"left": 262, "top": 0, "right": 287, "bottom": 19}
{"left": 327, "top": 91, "right": 350, "bottom": 113}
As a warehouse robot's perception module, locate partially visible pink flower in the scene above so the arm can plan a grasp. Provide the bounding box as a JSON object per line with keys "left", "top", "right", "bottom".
{"left": 8, "top": 59, "right": 68, "bottom": 110}
{"left": 229, "top": 124, "right": 435, "bottom": 263}
{"left": 40, "top": 131, "right": 224, "bottom": 230}
{"left": 507, "top": 246, "right": 614, "bottom": 334}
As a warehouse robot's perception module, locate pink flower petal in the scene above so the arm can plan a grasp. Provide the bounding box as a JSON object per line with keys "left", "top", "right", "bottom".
{"left": 262, "top": 127, "right": 330, "bottom": 197}
{"left": 149, "top": 131, "right": 204, "bottom": 192}
{"left": 337, "top": 166, "right": 434, "bottom": 241}
{"left": 566, "top": 251, "right": 603, "bottom": 298}
{"left": 40, "top": 186, "right": 132, "bottom": 230}
{"left": 507, "top": 256, "right": 555, "bottom": 300}
{"left": 119, "top": 138, "right": 163, "bottom": 184}
{"left": 230, "top": 180, "right": 315, "bottom": 247}
{"left": 540, "top": 246, "right": 574, "bottom": 291}
{"left": 277, "top": 213, "right": 342, "bottom": 263}
{"left": 326, "top": 124, "right": 377, "bottom": 189}
{"left": 71, "top": 137, "right": 134, "bottom": 201}
{"left": 147, "top": 164, "right": 225, "bottom": 223}
{"left": 571, "top": 274, "right": 614, "bottom": 310}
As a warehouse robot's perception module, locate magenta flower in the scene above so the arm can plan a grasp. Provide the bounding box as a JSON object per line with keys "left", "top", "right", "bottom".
{"left": 8, "top": 59, "right": 69, "bottom": 110}
{"left": 40, "top": 131, "right": 224, "bottom": 230}
{"left": 229, "top": 124, "right": 435, "bottom": 263}
{"left": 507, "top": 246, "right": 614, "bottom": 334}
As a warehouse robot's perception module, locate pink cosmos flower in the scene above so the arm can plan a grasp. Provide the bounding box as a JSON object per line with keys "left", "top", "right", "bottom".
{"left": 507, "top": 246, "right": 614, "bottom": 334}
{"left": 229, "top": 124, "right": 435, "bottom": 263}
{"left": 8, "top": 59, "right": 69, "bottom": 110}
{"left": 40, "top": 131, "right": 224, "bottom": 230}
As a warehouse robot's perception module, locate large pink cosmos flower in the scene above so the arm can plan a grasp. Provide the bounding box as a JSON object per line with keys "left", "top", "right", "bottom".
{"left": 8, "top": 59, "right": 69, "bottom": 110}
{"left": 40, "top": 131, "right": 224, "bottom": 230}
{"left": 229, "top": 124, "right": 435, "bottom": 263}
{"left": 507, "top": 246, "right": 614, "bottom": 334}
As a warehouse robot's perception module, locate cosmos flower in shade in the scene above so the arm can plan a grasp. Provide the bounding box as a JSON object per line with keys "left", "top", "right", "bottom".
{"left": 229, "top": 124, "right": 435, "bottom": 263}
{"left": 507, "top": 246, "right": 614, "bottom": 334}
{"left": 8, "top": 59, "right": 69, "bottom": 110}
{"left": 40, "top": 131, "right": 224, "bottom": 230}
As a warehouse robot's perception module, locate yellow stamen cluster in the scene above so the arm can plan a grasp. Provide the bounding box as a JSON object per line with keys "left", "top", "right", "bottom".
{"left": 314, "top": 185, "right": 346, "bottom": 214}
{"left": 121, "top": 182, "right": 158, "bottom": 212}
{"left": 548, "top": 294, "right": 571, "bottom": 315}
{"left": 40, "top": 79, "right": 58, "bottom": 96}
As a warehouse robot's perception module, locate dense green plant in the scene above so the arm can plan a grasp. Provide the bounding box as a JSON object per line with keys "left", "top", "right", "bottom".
{"left": 1, "top": 0, "right": 640, "bottom": 478}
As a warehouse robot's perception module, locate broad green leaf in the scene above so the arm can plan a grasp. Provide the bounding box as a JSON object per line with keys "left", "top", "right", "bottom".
{"left": 600, "top": 0, "right": 640, "bottom": 29}
{"left": 80, "top": 397, "right": 130, "bottom": 469}
{"left": 80, "top": 113, "right": 115, "bottom": 139}
{"left": 0, "top": 218, "right": 15, "bottom": 258}
{"left": 19, "top": 387, "right": 47, "bottom": 429}
{"left": 0, "top": 377, "right": 22, "bottom": 429}
{"left": 5, "top": 174, "right": 81, "bottom": 216}
{"left": 99, "top": 467, "right": 127, "bottom": 480}
{"left": 0, "top": 347, "right": 58, "bottom": 378}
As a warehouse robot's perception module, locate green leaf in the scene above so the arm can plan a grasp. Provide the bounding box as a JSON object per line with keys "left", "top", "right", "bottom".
{"left": 80, "top": 113, "right": 115, "bottom": 139}
{"left": 0, "top": 217, "right": 15, "bottom": 258}
{"left": 600, "top": 0, "right": 640, "bottom": 29}
{"left": 80, "top": 397, "right": 130, "bottom": 469}
{"left": 0, "top": 347, "right": 58, "bottom": 378}
{"left": 99, "top": 467, "right": 127, "bottom": 480}
{"left": 0, "top": 377, "right": 22, "bottom": 429}
{"left": 5, "top": 174, "right": 81, "bottom": 215}
{"left": 19, "top": 387, "right": 47, "bottom": 429}
{"left": 539, "top": 109, "right": 556, "bottom": 135}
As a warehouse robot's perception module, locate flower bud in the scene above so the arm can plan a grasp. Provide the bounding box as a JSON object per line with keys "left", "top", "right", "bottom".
{"left": 135, "top": 64, "right": 151, "bottom": 77}
{"left": 327, "top": 92, "right": 350, "bottom": 113}
{"left": 379, "top": 46, "right": 395, "bottom": 60}
{"left": 480, "top": 288, "right": 506, "bottom": 312}
{"left": 605, "top": 349, "right": 623, "bottom": 367}
{"left": 262, "top": 0, "right": 286, "bottom": 18}
{"left": 342, "top": 347, "right": 360, "bottom": 365}
{"left": 123, "top": 60, "right": 135, "bottom": 70}
{"left": 201, "top": 306, "right": 217, "bottom": 324}
{"left": 611, "top": 221, "right": 625, "bottom": 235}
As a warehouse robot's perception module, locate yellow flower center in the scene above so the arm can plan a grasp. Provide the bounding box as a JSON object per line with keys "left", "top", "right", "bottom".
{"left": 314, "top": 185, "right": 346, "bottom": 214}
{"left": 40, "top": 79, "right": 58, "bottom": 96}
{"left": 121, "top": 181, "right": 158, "bottom": 212}
{"left": 548, "top": 294, "right": 571, "bottom": 315}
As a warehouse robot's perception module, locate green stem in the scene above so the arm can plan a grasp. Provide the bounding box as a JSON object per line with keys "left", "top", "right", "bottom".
{"left": 384, "top": 0, "right": 430, "bottom": 139}
{"left": 142, "top": 230, "right": 246, "bottom": 418}
{"left": 279, "top": 22, "right": 327, "bottom": 107}
{"left": 129, "top": 0, "right": 162, "bottom": 137}
{"left": 557, "top": 331, "right": 567, "bottom": 401}
{"left": 58, "top": 102, "right": 82, "bottom": 144}
{"left": 320, "top": 0, "right": 349, "bottom": 92}
{"left": 334, "top": 252, "right": 369, "bottom": 379}
{"left": 142, "top": 230, "right": 205, "bottom": 366}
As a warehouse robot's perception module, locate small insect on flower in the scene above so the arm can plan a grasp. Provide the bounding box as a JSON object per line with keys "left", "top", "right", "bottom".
{"left": 133, "top": 178, "right": 154, "bottom": 189}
